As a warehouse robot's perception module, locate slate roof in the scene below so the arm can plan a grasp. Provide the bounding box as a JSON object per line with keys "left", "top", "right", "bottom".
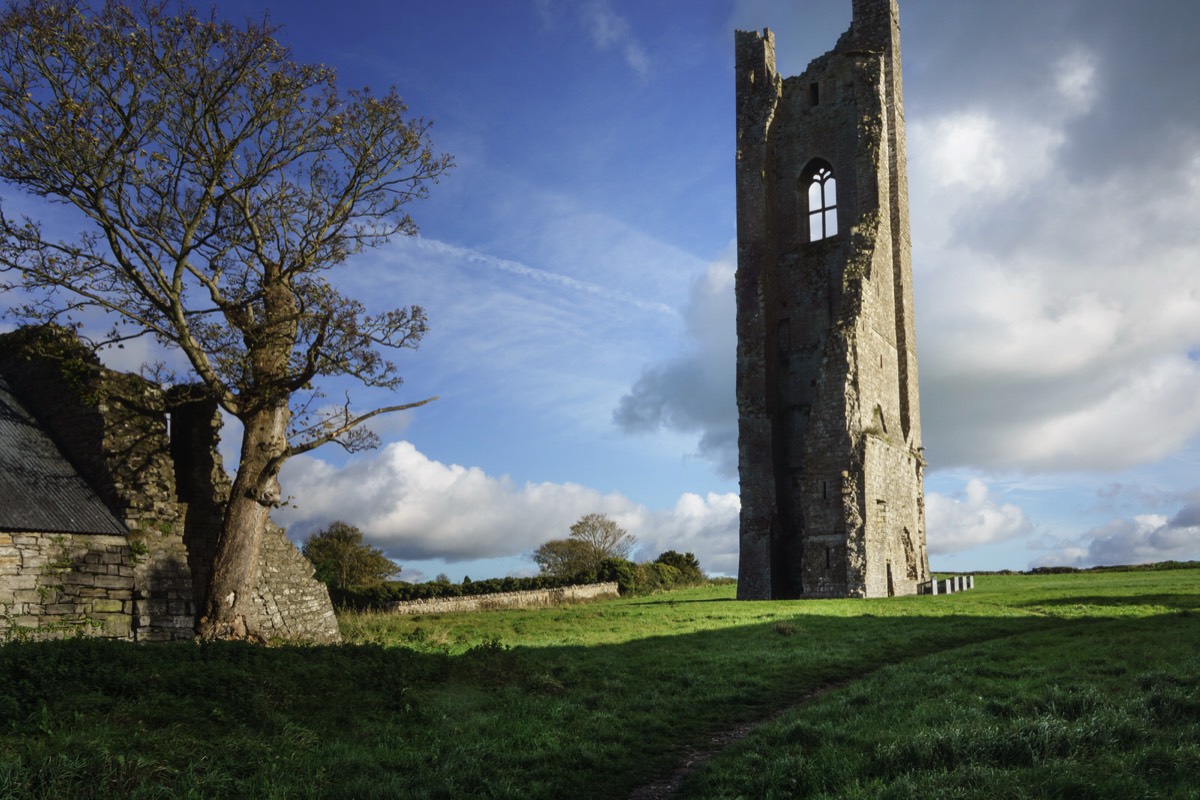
{"left": 0, "top": 376, "right": 126, "bottom": 535}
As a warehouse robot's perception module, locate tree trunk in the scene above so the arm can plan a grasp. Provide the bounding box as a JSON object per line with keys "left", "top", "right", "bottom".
{"left": 197, "top": 404, "right": 290, "bottom": 641}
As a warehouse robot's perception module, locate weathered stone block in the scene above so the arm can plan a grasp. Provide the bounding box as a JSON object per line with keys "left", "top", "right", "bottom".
{"left": 93, "top": 574, "right": 130, "bottom": 590}
{"left": 98, "top": 614, "right": 131, "bottom": 638}
{"left": 44, "top": 603, "right": 81, "bottom": 614}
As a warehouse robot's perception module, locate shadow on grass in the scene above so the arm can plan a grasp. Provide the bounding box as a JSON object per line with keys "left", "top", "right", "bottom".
{"left": 2, "top": 579, "right": 1195, "bottom": 799}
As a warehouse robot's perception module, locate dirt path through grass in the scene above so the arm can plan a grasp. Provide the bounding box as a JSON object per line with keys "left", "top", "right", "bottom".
{"left": 624, "top": 623, "right": 1060, "bottom": 800}
{"left": 626, "top": 680, "right": 850, "bottom": 800}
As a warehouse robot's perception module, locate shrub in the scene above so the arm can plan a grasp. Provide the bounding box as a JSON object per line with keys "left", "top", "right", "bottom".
{"left": 598, "top": 557, "right": 704, "bottom": 596}
{"left": 598, "top": 558, "right": 639, "bottom": 595}
{"left": 654, "top": 550, "right": 704, "bottom": 584}
{"left": 637, "top": 562, "right": 681, "bottom": 593}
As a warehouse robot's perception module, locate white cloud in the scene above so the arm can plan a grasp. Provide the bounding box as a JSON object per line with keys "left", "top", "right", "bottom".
{"left": 911, "top": 111, "right": 1062, "bottom": 196}
{"left": 915, "top": 174, "right": 1200, "bottom": 472}
{"left": 276, "top": 442, "right": 607, "bottom": 561}
{"left": 1054, "top": 49, "right": 1099, "bottom": 113}
{"left": 636, "top": 491, "right": 741, "bottom": 576}
{"left": 535, "top": 0, "right": 649, "bottom": 79}
{"left": 919, "top": 267, "right": 1122, "bottom": 379}
{"left": 413, "top": 237, "right": 675, "bottom": 317}
{"left": 582, "top": 1, "right": 650, "bottom": 79}
{"left": 1001, "top": 356, "right": 1200, "bottom": 469}
{"left": 926, "top": 478, "right": 1033, "bottom": 555}
{"left": 273, "top": 440, "right": 740, "bottom": 575}
{"left": 907, "top": 38, "right": 1200, "bottom": 473}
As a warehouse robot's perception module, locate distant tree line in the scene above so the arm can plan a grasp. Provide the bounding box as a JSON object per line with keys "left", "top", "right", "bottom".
{"left": 534, "top": 514, "right": 706, "bottom": 595}
{"left": 1026, "top": 561, "right": 1200, "bottom": 575}
{"left": 302, "top": 514, "right": 710, "bottom": 610}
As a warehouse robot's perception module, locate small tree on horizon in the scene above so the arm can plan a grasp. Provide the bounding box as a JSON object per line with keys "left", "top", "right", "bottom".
{"left": 533, "top": 513, "right": 636, "bottom": 580}
{"left": 302, "top": 521, "right": 400, "bottom": 592}
{"left": 569, "top": 513, "right": 635, "bottom": 561}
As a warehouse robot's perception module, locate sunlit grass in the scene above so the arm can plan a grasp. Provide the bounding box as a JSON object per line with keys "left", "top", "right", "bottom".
{"left": 1, "top": 570, "right": 1197, "bottom": 798}
{"left": 680, "top": 607, "right": 1200, "bottom": 798}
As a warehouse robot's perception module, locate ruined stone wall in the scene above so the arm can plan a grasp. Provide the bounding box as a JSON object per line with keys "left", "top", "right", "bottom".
{"left": 0, "top": 327, "right": 342, "bottom": 643}
{"left": 131, "top": 526, "right": 199, "bottom": 641}
{"left": 860, "top": 435, "right": 927, "bottom": 597}
{"left": 0, "top": 326, "right": 182, "bottom": 537}
{"left": 165, "top": 389, "right": 230, "bottom": 615}
{"left": 251, "top": 524, "right": 341, "bottom": 643}
{"left": 735, "top": 0, "right": 928, "bottom": 599}
{"left": 0, "top": 527, "right": 197, "bottom": 643}
{"left": 734, "top": 24, "right": 784, "bottom": 600}
{"left": 0, "top": 327, "right": 196, "bottom": 640}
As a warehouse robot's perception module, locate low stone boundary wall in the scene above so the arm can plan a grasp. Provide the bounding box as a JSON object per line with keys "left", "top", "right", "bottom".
{"left": 920, "top": 575, "right": 975, "bottom": 595}
{"left": 384, "top": 582, "right": 619, "bottom": 615}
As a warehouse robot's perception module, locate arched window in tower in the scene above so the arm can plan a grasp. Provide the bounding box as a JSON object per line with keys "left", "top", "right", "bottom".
{"left": 805, "top": 163, "right": 838, "bottom": 241}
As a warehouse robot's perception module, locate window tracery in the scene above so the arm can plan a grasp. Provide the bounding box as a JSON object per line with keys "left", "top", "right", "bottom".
{"left": 804, "top": 163, "right": 838, "bottom": 241}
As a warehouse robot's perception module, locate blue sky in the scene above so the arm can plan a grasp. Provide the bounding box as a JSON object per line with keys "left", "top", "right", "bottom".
{"left": 5, "top": 0, "right": 1200, "bottom": 581}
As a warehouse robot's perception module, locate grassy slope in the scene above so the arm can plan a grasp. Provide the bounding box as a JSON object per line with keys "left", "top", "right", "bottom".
{"left": 0, "top": 570, "right": 1196, "bottom": 799}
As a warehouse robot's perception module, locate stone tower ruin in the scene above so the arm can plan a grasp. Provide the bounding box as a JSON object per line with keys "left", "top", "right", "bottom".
{"left": 735, "top": 0, "right": 929, "bottom": 599}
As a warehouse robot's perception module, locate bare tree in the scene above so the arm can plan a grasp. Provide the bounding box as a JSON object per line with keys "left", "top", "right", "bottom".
{"left": 569, "top": 513, "right": 636, "bottom": 561}
{"left": 532, "top": 515, "right": 635, "bottom": 580}
{"left": 0, "top": 0, "right": 452, "bottom": 640}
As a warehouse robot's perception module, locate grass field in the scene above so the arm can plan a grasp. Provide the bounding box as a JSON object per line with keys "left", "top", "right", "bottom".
{"left": 1, "top": 570, "right": 1197, "bottom": 798}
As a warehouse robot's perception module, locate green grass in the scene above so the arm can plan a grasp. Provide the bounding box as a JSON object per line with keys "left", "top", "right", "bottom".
{"left": 1, "top": 570, "right": 1197, "bottom": 798}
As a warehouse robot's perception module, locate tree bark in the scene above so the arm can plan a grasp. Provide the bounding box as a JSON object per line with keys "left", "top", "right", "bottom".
{"left": 197, "top": 404, "right": 290, "bottom": 641}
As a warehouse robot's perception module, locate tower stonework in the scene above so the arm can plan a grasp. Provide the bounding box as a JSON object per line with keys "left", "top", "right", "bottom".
{"left": 735, "top": 0, "right": 929, "bottom": 599}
